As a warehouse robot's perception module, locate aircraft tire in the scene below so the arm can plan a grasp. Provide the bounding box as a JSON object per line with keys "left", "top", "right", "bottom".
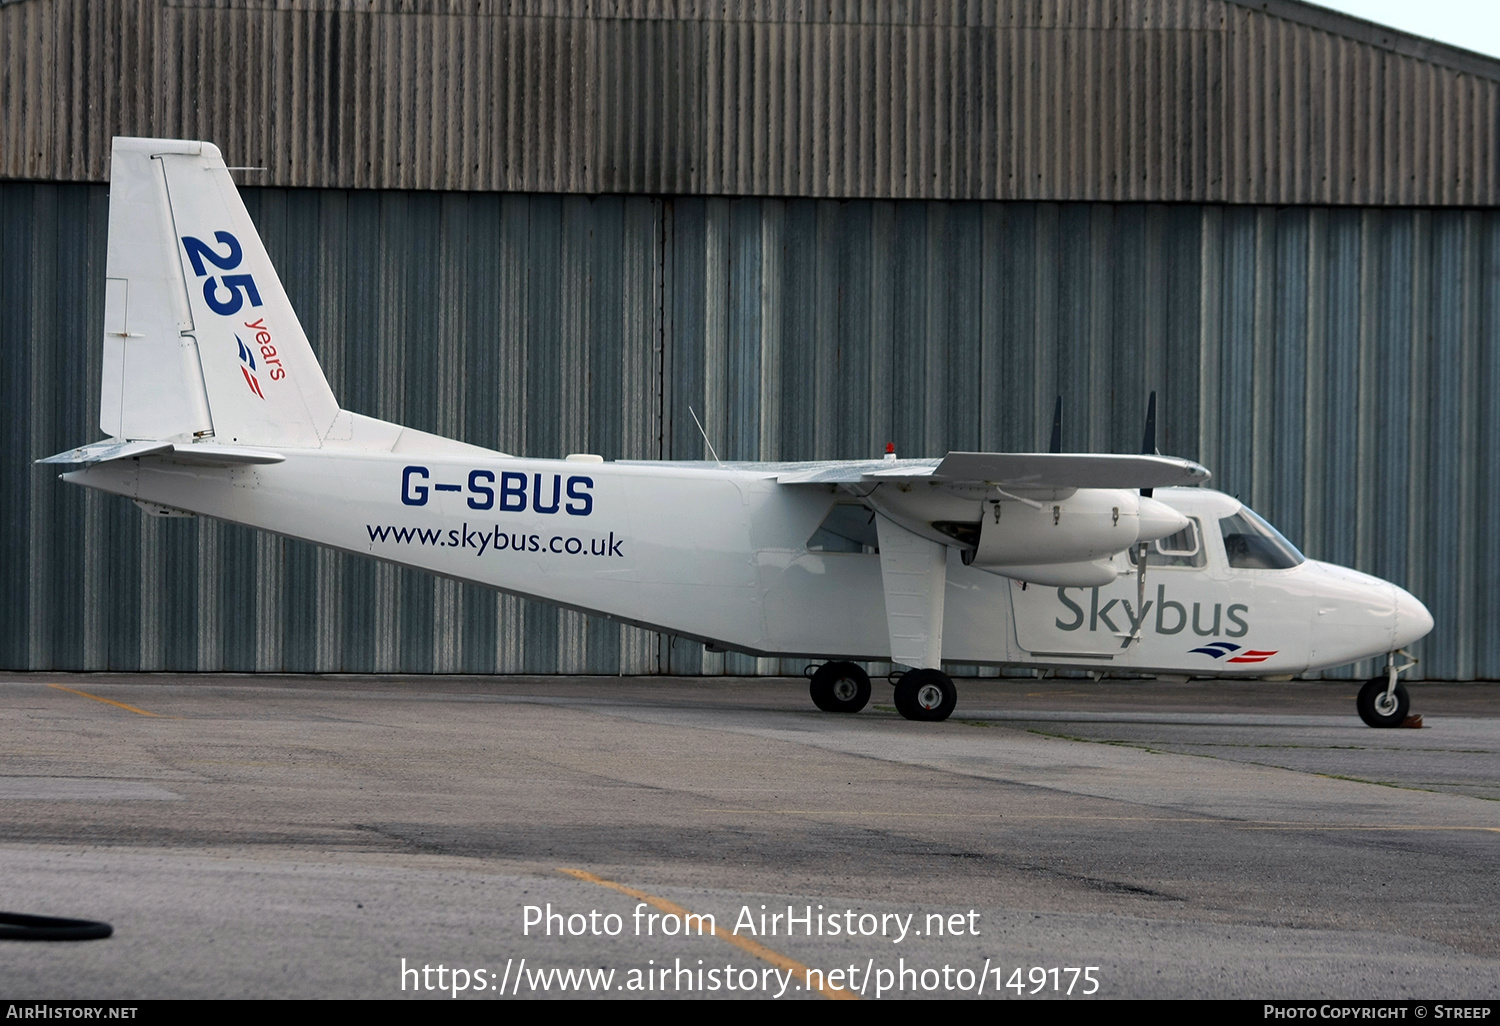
{"left": 1356, "top": 676, "right": 1410, "bottom": 728}
{"left": 893, "top": 669, "right": 957, "bottom": 722}
{"left": 809, "top": 661, "right": 871, "bottom": 713}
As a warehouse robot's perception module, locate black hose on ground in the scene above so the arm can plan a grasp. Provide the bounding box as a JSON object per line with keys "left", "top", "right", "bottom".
{"left": 0, "top": 912, "right": 112, "bottom": 941}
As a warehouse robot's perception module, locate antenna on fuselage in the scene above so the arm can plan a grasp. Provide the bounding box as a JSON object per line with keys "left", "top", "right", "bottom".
{"left": 687, "top": 406, "right": 723, "bottom": 466}
{"left": 1048, "top": 395, "right": 1063, "bottom": 453}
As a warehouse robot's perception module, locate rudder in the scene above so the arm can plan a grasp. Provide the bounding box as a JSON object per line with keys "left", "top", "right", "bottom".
{"left": 100, "top": 138, "right": 339, "bottom": 447}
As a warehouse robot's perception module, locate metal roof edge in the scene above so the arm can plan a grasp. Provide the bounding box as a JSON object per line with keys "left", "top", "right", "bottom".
{"left": 1228, "top": 0, "right": 1500, "bottom": 82}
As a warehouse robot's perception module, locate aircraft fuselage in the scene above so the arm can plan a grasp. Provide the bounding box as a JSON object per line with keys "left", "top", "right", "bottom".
{"left": 66, "top": 454, "right": 1428, "bottom": 678}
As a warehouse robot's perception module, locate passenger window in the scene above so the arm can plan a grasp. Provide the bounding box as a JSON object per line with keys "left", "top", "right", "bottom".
{"left": 1218, "top": 507, "right": 1305, "bottom": 569}
{"left": 1128, "top": 518, "right": 1207, "bottom": 569}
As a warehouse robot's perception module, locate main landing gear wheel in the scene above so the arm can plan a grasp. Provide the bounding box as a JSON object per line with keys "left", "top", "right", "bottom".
{"left": 893, "top": 669, "right": 957, "bottom": 722}
{"left": 1357, "top": 676, "right": 1410, "bottom": 728}
{"left": 809, "top": 661, "right": 872, "bottom": 713}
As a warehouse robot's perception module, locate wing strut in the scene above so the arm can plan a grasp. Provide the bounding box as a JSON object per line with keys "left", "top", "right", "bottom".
{"left": 873, "top": 516, "right": 947, "bottom": 670}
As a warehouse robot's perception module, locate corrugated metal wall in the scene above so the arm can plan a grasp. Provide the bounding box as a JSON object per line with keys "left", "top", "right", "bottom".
{"left": 5, "top": 182, "right": 1497, "bottom": 679}
{"left": 4, "top": 0, "right": 1499, "bottom": 205}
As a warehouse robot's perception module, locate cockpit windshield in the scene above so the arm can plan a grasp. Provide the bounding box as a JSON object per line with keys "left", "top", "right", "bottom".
{"left": 1218, "top": 505, "right": 1305, "bottom": 569}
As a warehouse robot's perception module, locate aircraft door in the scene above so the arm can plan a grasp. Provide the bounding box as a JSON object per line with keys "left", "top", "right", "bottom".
{"left": 1009, "top": 575, "right": 1125, "bottom": 659}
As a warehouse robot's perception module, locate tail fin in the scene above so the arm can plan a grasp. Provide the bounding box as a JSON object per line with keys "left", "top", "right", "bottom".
{"left": 100, "top": 138, "right": 339, "bottom": 447}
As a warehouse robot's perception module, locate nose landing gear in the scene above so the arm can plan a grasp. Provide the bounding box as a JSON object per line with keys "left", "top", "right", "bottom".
{"left": 1356, "top": 650, "right": 1418, "bottom": 728}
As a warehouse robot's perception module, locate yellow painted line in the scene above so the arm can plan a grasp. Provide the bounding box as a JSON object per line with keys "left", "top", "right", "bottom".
{"left": 559, "top": 868, "right": 857, "bottom": 1001}
{"left": 48, "top": 684, "right": 163, "bottom": 718}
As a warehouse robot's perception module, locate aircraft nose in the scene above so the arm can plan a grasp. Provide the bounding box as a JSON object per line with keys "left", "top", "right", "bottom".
{"left": 1135, "top": 496, "right": 1190, "bottom": 544}
{"left": 1392, "top": 585, "right": 1435, "bottom": 649}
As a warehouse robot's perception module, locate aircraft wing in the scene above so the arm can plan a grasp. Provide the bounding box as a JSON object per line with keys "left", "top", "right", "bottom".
{"left": 776, "top": 452, "right": 1209, "bottom": 489}
{"left": 931, "top": 452, "right": 1208, "bottom": 489}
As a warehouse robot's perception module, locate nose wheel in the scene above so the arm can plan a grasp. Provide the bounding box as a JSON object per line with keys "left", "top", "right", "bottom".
{"left": 893, "top": 668, "right": 957, "bottom": 722}
{"left": 1356, "top": 677, "right": 1409, "bottom": 727}
{"left": 1356, "top": 650, "right": 1417, "bottom": 728}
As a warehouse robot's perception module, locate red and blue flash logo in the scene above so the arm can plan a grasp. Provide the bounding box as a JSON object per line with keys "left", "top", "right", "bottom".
{"left": 1190, "top": 641, "right": 1278, "bottom": 663}
{"left": 236, "top": 335, "right": 265, "bottom": 400}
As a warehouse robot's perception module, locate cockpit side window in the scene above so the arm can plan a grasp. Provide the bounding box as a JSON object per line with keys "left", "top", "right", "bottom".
{"left": 1218, "top": 506, "right": 1305, "bottom": 569}
{"left": 1127, "top": 517, "right": 1207, "bottom": 568}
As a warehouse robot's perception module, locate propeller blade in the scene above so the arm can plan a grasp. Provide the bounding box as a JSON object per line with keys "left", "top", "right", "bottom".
{"left": 1140, "top": 391, "right": 1158, "bottom": 498}
{"left": 1141, "top": 390, "right": 1158, "bottom": 456}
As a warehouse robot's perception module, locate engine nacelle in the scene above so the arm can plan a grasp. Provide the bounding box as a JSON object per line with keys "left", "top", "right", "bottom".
{"left": 964, "top": 489, "right": 1187, "bottom": 567}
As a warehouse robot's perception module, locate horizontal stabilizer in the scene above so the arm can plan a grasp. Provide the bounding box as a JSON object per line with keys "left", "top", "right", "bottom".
{"left": 38, "top": 440, "right": 173, "bottom": 465}
{"left": 153, "top": 444, "right": 286, "bottom": 466}
{"left": 39, "top": 441, "right": 284, "bottom": 467}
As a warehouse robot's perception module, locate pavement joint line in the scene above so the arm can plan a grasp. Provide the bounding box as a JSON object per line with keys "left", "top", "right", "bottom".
{"left": 697, "top": 810, "right": 1500, "bottom": 831}
{"left": 557, "top": 867, "right": 857, "bottom": 1000}
{"left": 47, "top": 683, "right": 168, "bottom": 718}
{"left": 703, "top": 810, "right": 1214, "bottom": 819}
{"left": 1025, "top": 727, "right": 1486, "bottom": 797}
{"left": 1237, "top": 825, "right": 1500, "bottom": 832}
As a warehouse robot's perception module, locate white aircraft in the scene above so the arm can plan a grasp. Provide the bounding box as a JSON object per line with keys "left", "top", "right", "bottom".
{"left": 43, "top": 138, "right": 1434, "bottom": 727}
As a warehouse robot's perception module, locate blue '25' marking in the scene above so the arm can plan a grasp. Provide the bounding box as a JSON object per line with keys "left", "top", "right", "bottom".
{"left": 181, "top": 231, "right": 265, "bottom": 316}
